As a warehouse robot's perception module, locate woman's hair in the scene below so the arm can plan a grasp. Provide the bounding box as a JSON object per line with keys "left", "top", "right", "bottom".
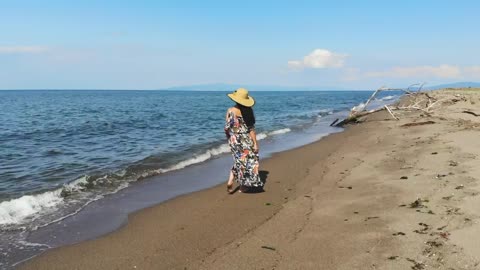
{"left": 236, "top": 103, "right": 255, "bottom": 129}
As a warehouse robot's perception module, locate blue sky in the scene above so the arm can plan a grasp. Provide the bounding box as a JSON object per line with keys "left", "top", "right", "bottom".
{"left": 0, "top": 0, "right": 479, "bottom": 89}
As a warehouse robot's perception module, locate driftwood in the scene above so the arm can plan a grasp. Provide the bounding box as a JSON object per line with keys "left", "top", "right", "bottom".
{"left": 462, "top": 110, "right": 480, "bottom": 117}
{"left": 349, "top": 86, "right": 415, "bottom": 117}
{"left": 332, "top": 86, "right": 477, "bottom": 131}
{"left": 384, "top": 105, "right": 398, "bottom": 120}
{"left": 333, "top": 85, "right": 419, "bottom": 127}
{"left": 331, "top": 83, "right": 467, "bottom": 127}
{"left": 391, "top": 91, "right": 446, "bottom": 115}
{"left": 330, "top": 118, "right": 340, "bottom": 126}
{"left": 401, "top": 121, "right": 436, "bottom": 127}
{"left": 335, "top": 107, "right": 385, "bottom": 126}
{"left": 407, "top": 82, "right": 426, "bottom": 92}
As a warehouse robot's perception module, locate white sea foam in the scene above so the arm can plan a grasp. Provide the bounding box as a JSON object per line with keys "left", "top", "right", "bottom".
{"left": 378, "top": 95, "right": 397, "bottom": 101}
{"left": 159, "top": 144, "right": 231, "bottom": 173}
{"left": 0, "top": 175, "right": 96, "bottom": 226}
{"left": 268, "top": 128, "right": 291, "bottom": 136}
{"left": 17, "top": 240, "right": 51, "bottom": 248}
{"left": 62, "top": 175, "right": 89, "bottom": 192}
{"left": 256, "top": 133, "right": 268, "bottom": 140}
{"left": 0, "top": 190, "right": 63, "bottom": 225}
{"left": 319, "top": 108, "right": 333, "bottom": 113}
{"left": 351, "top": 103, "right": 366, "bottom": 112}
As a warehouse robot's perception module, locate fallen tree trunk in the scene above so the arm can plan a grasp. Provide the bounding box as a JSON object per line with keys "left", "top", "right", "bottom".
{"left": 334, "top": 108, "right": 385, "bottom": 127}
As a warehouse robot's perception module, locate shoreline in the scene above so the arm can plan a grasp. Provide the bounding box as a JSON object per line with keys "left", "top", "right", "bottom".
{"left": 2, "top": 106, "right": 349, "bottom": 269}
{"left": 5, "top": 110, "right": 347, "bottom": 269}
{"left": 20, "top": 89, "right": 480, "bottom": 269}
{"left": 18, "top": 118, "right": 354, "bottom": 269}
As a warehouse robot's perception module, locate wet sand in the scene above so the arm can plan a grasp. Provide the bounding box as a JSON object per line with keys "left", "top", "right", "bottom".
{"left": 20, "top": 89, "right": 480, "bottom": 269}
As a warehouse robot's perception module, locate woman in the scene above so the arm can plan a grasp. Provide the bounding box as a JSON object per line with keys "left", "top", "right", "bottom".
{"left": 224, "top": 88, "right": 263, "bottom": 193}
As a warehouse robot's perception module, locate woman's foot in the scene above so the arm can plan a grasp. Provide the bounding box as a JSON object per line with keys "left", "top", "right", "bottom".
{"left": 227, "top": 171, "right": 235, "bottom": 194}
{"left": 227, "top": 184, "right": 234, "bottom": 194}
{"left": 227, "top": 180, "right": 235, "bottom": 194}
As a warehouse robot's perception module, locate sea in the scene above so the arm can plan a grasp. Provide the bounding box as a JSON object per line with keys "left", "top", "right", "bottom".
{"left": 0, "top": 90, "right": 400, "bottom": 268}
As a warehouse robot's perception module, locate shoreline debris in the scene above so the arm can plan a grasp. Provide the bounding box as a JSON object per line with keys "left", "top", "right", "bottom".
{"left": 333, "top": 83, "right": 473, "bottom": 127}
{"left": 261, "top": 245, "right": 276, "bottom": 251}
{"left": 462, "top": 110, "right": 480, "bottom": 117}
{"left": 333, "top": 83, "right": 424, "bottom": 127}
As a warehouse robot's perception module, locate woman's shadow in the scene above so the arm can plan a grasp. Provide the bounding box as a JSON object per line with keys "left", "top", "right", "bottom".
{"left": 231, "top": 170, "right": 269, "bottom": 194}
{"left": 259, "top": 170, "right": 269, "bottom": 185}
{"left": 244, "top": 170, "right": 269, "bottom": 194}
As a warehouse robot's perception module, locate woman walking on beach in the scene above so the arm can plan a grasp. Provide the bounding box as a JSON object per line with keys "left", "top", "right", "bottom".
{"left": 224, "top": 88, "right": 264, "bottom": 193}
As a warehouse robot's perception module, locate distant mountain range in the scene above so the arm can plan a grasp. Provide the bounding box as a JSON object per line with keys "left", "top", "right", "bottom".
{"left": 165, "top": 83, "right": 347, "bottom": 91}
{"left": 165, "top": 82, "right": 480, "bottom": 91}
{"left": 426, "top": 82, "right": 480, "bottom": 90}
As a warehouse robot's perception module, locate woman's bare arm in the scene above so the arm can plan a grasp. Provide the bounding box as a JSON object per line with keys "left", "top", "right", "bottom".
{"left": 249, "top": 128, "right": 258, "bottom": 153}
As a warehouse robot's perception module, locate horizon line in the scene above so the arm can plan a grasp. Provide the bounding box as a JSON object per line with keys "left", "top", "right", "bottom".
{"left": 0, "top": 88, "right": 375, "bottom": 92}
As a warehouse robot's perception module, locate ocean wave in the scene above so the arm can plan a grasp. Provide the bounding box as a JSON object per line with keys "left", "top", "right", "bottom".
{"left": 0, "top": 190, "right": 63, "bottom": 226}
{"left": 267, "top": 128, "right": 291, "bottom": 136}
{"left": 157, "top": 144, "right": 231, "bottom": 173}
{"left": 256, "top": 133, "right": 268, "bottom": 140}
{"left": 157, "top": 127, "right": 291, "bottom": 173}
{"left": 0, "top": 127, "right": 294, "bottom": 226}
{"left": 0, "top": 174, "right": 122, "bottom": 227}
{"left": 350, "top": 95, "right": 400, "bottom": 113}
{"left": 351, "top": 103, "right": 366, "bottom": 112}
{"left": 284, "top": 109, "right": 333, "bottom": 120}
{"left": 17, "top": 240, "right": 51, "bottom": 248}
{"left": 377, "top": 95, "right": 398, "bottom": 101}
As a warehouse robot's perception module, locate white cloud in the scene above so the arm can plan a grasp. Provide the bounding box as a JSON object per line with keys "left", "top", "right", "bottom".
{"left": 0, "top": 46, "right": 49, "bottom": 54}
{"left": 365, "top": 64, "right": 462, "bottom": 79}
{"left": 463, "top": 66, "right": 480, "bottom": 78}
{"left": 288, "top": 49, "right": 347, "bottom": 70}
{"left": 287, "top": 60, "right": 304, "bottom": 69}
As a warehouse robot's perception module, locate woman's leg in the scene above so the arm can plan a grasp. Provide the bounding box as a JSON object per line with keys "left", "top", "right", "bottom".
{"left": 227, "top": 170, "right": 235, "bottom": 193}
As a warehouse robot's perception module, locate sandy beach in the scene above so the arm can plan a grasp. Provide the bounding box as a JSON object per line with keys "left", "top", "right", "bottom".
{"left": 19, "top": 89, "right": 480, "bottom": 270}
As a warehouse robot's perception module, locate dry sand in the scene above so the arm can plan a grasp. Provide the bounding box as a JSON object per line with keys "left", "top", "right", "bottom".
{"left": 20, "top": 89, "right": 480, "bottom": 270}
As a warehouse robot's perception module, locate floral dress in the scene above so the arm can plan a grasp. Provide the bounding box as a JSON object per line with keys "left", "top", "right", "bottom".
{"left": 224, "top": 111, "right": 263, "bottom": 187}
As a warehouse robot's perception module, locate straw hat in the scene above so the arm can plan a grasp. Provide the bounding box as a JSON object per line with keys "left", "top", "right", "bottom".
{"left": 227, "top": 88, "right": 255, "bottom": 107}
